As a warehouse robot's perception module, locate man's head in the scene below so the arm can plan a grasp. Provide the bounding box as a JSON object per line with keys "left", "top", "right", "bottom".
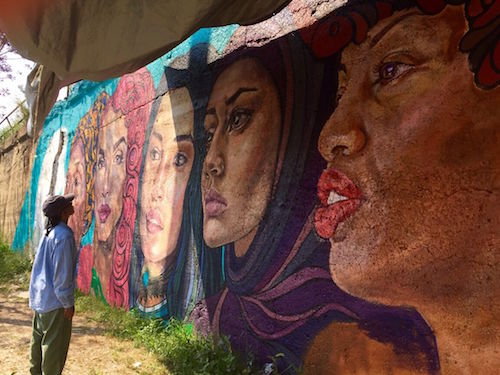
{"left": 43, "top": 194, "right": 75, "bottom": 224}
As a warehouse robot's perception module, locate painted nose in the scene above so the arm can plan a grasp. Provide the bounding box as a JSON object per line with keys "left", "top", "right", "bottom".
{"left": 204, "top": 154, "right": 224, "bottom": 178}
{"left": 152, "top": 163, "right": 168, "bottom": 201}
{"left": 318, "top": 101, "right": 366, "bottom": 162}
{"left": 151, "top": 183, "right": 164, "bottom": 201}
{"left": 101, "top": 161, "right": 112, "bottom": 197}
{"left": 203, "top": 129, "right": 225, "bottom": 179}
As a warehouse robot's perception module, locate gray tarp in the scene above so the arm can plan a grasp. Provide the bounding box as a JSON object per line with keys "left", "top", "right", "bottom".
{"left": 0, "top": 0, "right": 290, "bottom": 135}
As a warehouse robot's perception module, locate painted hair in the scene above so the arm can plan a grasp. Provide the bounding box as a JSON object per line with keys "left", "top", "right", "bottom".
{"left": 130, "top": 45, "right": 224, "bottom": 319}
{"left": 70, "top": 92, "right": 109, "bottom": 238}
{"left": 300, "top": 0, "right": 499, "bottom": 89}
{"left": 107, "top": 67, "right": 155, "bottom": 308}
{"left": 72, "top": 92, "right": 109, "bottom": 294}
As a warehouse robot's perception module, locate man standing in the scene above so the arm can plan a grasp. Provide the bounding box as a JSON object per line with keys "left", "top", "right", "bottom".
{"left": 29, "top": 194, "right": 77, "bottom": 375}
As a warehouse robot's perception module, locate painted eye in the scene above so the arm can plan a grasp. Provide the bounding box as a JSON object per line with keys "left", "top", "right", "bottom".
{"left": 97, "top": 156, "right": 105, "bottom": 169}
{"left": 174, "top": 152, "right": 188, "bottom": 167}
{"left": 228, "top": 109, "right": 252, "bottom": 132}
{"left": 205, "top": 129, "right": 214, "bottom": 145}
{"left": 150, "top": 147, "right": 161, "bottom": 161}
{"left": 114, "top": 151, "right": 124, "bottom": 165}
{"left": 378, "top": 62, "right": 414, "bottom": 84}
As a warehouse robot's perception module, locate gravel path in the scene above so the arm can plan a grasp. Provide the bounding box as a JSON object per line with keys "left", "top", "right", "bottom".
{"left": 0, "top": 286, "right": 167, "bottom": 375}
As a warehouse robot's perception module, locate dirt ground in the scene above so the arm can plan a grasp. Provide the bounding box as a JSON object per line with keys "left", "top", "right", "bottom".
{"left": 0, "top": 285, "right": 167, "bottom": 375}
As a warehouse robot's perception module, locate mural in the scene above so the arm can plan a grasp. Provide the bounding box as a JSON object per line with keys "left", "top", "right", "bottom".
{"left": 11, "top": 1, "right": 499, "bottom": 373}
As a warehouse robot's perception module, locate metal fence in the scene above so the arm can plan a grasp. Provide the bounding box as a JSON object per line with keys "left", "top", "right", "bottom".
{"left": 0, "top": 101, "right": 27, "bottom": 144}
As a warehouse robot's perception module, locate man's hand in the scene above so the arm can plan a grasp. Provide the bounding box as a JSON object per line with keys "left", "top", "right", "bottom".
{"left": 63, "top": 306, "right": 75, "bottom": 320}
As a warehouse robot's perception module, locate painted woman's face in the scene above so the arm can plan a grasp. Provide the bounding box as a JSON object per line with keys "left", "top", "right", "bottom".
{"left": 65, "top": 138, "right": 86, "bottom": 245}
{"left": 94, "top": 108, "right": 128, "bottom": 242}
{"left": 316, "top": 7, "right": 500, "bottom": 308}
{"left": 140, "top": 88, "right": 194, "bottom": 274}
{"left": 202, "top": 58, "right": 281, "bottom": 255}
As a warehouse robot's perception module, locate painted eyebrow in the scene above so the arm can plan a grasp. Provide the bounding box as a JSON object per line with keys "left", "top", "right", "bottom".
{"left": 174, "top": 134, "right": 194, "bottom": 143}
{"left": 113, "top": 137, "right": 126, "bottom": 151}
{"left": 369, "top": 11, "right": 421, "bottom": 49}
{"left": 205, "top": 107, "right": 216, "bottom": 116}
{"left": 152, "top": 130, "right": 162, "bottom": 142}
{"left": 225, "top": 87, "right": 257, "bottom": 105}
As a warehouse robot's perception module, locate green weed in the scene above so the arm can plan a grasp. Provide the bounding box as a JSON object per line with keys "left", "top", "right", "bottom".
{"left": 75, "top": 292, "right": 261, "bottom": 374}
{"left": 0, "top": 236, "right": 31, "bottom": 284}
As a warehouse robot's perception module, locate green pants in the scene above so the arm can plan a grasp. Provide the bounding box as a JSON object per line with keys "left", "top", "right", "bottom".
{"left": 30, "top": 308, "right": 72, "bottom": 375}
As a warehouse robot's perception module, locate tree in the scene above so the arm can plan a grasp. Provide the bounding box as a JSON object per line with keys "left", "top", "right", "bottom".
{"left": 0, "top": 30, "right": 14, "bottom": 97}
{"left": 0, "top": 30, "right": 34, "bottom": 124}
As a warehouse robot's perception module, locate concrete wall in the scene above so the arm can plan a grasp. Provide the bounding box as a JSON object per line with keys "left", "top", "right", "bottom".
{"left": 0, "top": 127, "right": 33, "bottom": 243}
{"left": 8, "top": 1, "right": 499, "bottom": 373}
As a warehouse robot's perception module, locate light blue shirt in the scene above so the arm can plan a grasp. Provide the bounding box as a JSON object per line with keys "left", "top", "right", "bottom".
{"left": 29, "top": 222, "right": 77, "bottom": 313}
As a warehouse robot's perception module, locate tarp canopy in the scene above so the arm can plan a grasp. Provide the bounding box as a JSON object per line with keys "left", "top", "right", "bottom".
{"left": 0, "top": 0, "right": 290, "bottom": 135}
{"left": 0, "top": 0, "right": 290, "bottom": 81}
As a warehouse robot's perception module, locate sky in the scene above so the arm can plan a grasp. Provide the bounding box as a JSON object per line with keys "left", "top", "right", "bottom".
{"left": 0, "top": 50, "right": 68, "bottom": 132}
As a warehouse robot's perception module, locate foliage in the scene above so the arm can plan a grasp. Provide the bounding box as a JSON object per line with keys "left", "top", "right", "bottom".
{"left": 75, "top": 292, "right": 263, "bottom": 375}
{"left": 136, "top": 319, "right": 260, "bottom": 375}
{"left": 0, "top": 236, "right": 31, "bottom": 284}
{"left": 0, "top": 100, "right": 28, "bottom": 143}
{"left": 0, "top": 31, "right": 14, "bottom": 96}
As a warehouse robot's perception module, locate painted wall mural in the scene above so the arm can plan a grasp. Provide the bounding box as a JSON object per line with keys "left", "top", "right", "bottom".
{"left": 11, "top": 1, "right": 499, "bottom": 373}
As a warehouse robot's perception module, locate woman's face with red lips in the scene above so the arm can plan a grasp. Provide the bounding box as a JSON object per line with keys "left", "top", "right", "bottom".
{"left": 139, "top": 88, "right": 194, "bottom": 275}
{"left": 94, "top": 108, "right": 128, "bottom": 242}
{"left": 202, "top": 58, "right": 281, "bottom": 256}
{"left": 316, "top": 7, "right": 500, "bottom": 308}
{"left": 65, "top": 138, "right": 86, "bottom": 245}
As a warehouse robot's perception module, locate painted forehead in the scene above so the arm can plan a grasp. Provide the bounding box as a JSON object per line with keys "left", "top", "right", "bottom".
{"left": 210, "top": 58, "right": 271, "bottom": 100}
{"left": 341, "top": 8, "right": 460, "bottom": 70}
{"left": 100, "top": 104, "right": 122, "bottom": 129}
{"left": 154, "top": 87, "right": 194, "bottom": 135}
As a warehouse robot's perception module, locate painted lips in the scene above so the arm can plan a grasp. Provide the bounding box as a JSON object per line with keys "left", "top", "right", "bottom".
{"left": 204, "top": 189, "right": 227, "bottom": 218}
{"left": 314, "top": 168, "right": 363, "bottom": 239}
{"left": 97, "top": 204, "right": 111, "bottom": 223}
{"left": 146, "top": 209, "right": 164, "bottom": 234}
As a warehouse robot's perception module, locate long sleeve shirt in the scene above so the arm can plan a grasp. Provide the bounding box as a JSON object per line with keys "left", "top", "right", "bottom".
{"left": 29, "top": 222, "right": 78, "bottom": 313}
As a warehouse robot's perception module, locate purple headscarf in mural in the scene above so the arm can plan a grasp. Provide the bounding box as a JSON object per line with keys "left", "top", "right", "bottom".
{"left": 195, "top": 34, "right": 439, "bottom": 373}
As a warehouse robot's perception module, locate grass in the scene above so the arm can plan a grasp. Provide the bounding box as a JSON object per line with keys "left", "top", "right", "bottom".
{"left": 0, "top": 236, "right": 31, "bottom": 287}
{"left": 76, "top": 291, "right": 262, "bottom": 374}
{"left": 0, "top": 236, "right": 280, "bottom": 374}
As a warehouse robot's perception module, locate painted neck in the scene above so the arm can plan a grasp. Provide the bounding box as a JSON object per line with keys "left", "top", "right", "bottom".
{"left": 420, "top": 292, "right": 498, "bottom": 374}
{"left": 234, "top": 226, "right": 258, "bottom": 258}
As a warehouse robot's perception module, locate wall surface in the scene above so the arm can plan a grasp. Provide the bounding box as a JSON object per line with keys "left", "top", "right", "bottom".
{"left": 8, "top": 0, "right": 499, "bottom": 373}
{"left": 0, "top": 128, "right": 33, "bottom": 243}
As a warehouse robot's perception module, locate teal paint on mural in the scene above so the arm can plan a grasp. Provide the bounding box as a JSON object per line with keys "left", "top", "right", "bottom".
{"left": 147, "top": 25, "right": 238, "bottom": 87}
{"left": 81, "top": 217, "right": 94, "bottom": 247}
{"left": 11, "top": 80, "right": 117, "bottom": 250}
{"left": 12, "top": 25, "right": 236, "bottom": 251}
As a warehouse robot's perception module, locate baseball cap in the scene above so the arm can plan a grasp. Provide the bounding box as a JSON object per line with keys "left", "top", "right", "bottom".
{"left": 42, "top": 194, "right": 75, "bottom": 217}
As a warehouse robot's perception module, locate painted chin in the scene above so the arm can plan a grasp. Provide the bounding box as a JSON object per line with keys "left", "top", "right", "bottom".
{"left": 203, "top": 220, "right": 227, "bottom": 248}
{"left": 328, "top": 245, "right": 355, "bottom": 296}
